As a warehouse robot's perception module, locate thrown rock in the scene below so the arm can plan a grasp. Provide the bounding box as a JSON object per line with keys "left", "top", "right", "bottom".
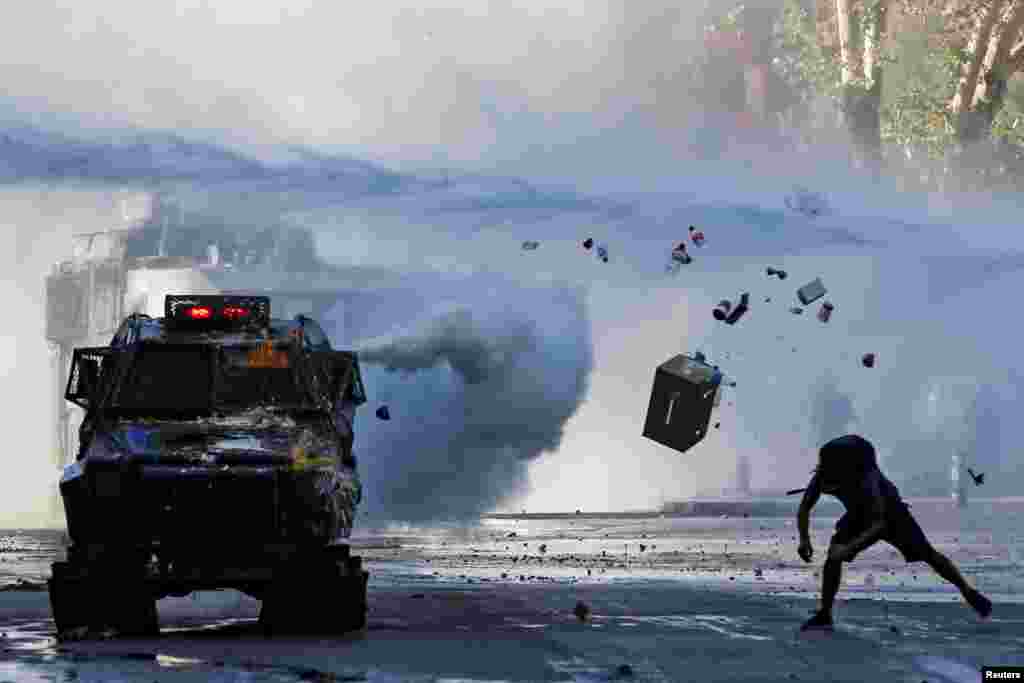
{"left": 766, "top": 267, "right": 788, "bottom": 280}
{"left": 817, "top": 301, "right": 834, "bottom": 323}
{"left": 573, "top": 601, "right": 592, "bottom": 622}
{"left": 616, "top": 663, "right": 635, "bottom": 678}
{"left": 797, "top": 278, "right": 827, "bottom": 305}
{"left": 521, "top": 240, "right": 540, "bottom": 251}
{"left": 713, "top": 300, "right": 732, "bottom": 321}
{"left": 861, "top": 353, "right": 876, "bottom": 368}
{"left": 375, "top": 405, "right": 391, "bottom": 421}
{"left": 725, "top": 293, "right": 750, "bottom": 325}
{"left": 671, "top": 244, "right": 693, "bottom": 265}
{"left": 689, "top": 226, "right": 705, "bottom": 247}
{"left": 582, "top": 238, "right": 594, "bottom": 250}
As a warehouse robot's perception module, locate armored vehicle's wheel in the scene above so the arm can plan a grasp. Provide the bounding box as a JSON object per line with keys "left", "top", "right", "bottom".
{"left": 259, "top": 554, "right": 368, "bottom": 635}
{"left": 49, "top": 559, "right": 159, "bottom": 639}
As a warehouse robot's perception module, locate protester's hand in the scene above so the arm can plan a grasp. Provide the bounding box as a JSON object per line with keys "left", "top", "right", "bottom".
{"left": 828, "top": 543, "right": 853, "bottom": 562}
{"left": 797, "top": 539, "right": 813, "bottom": 563}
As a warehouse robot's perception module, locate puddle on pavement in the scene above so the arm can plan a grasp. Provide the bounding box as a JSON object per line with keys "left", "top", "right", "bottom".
{"left": 0, "top": 618, "right": 367, "bottom": 683}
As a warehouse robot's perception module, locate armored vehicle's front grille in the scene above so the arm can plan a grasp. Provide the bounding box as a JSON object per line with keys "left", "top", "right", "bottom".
{"left": 139, "top": 466, "right": 279, "bottom": 543}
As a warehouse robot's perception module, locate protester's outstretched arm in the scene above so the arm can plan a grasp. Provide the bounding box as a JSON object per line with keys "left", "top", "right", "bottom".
{"left": 797, "top": 474, "right": 821, "bottom": 562}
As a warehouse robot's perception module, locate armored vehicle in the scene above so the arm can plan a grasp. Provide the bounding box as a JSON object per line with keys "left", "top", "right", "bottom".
{"left": 49, "top": 294, "right": 369, "bottom": 638}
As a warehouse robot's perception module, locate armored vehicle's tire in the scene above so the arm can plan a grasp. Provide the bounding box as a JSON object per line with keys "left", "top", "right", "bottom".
{"left": 49, "top": 562, "right": 90, "bottom": 637}
{"left": 49, "top": 560, "right": 159, "bottom": 639}
{"left": 259, "top": 554, "right": 368, "bottom": 635}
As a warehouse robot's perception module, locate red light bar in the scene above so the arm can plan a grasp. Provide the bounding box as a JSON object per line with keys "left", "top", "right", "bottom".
{"left": 222, "top": 306, "right": 250, "bottom": 319}
{"left": 166, "top": 295, "right": 270, "bottom": 326}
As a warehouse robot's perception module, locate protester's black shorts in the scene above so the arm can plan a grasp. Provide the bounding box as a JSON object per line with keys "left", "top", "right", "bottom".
{"left": 831, "top": 504, "right": 933, "bottom": 563}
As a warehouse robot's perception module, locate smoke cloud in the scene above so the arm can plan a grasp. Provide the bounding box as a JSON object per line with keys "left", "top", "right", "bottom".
{"left": 4, "top": 2, "right": 1024, "bottom": 524}
{"left": 334, "top": 281, "right": 591, "bottom": 522}
{"left": 356, "top": 308, "right": 537, "bottom": 386}
{"left": 806, "top": 372, "right": 858, "bottom": 449}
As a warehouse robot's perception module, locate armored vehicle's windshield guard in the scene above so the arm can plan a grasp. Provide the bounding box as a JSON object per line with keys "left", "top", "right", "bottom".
{"left": 51, "top": 295, "right": 370, "bottom": 639}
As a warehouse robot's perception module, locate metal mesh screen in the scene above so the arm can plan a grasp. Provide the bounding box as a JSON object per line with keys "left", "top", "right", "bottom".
{"left": 303, "top": 351, "right": 366, "bottom": 410}
{"left": 65, "top": 347, "right": 115, "bottom": 409}
{"left": 113, "top": 346, "right": 214, "bottom": 413}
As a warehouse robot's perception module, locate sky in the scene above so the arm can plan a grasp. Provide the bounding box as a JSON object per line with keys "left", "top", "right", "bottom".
{"left": 0, "top": 1, "right": 715, "bottom": 174}
{"left": 2, "top": 1, "right": 1024, "bottom": 526}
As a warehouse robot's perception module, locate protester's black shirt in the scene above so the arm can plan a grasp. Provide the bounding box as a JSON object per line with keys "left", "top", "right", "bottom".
{"left": 812, "top": 468, "right": 904, "bottom": 522}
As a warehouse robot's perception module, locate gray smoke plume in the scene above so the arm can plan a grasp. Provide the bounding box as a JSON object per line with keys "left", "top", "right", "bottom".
{"left": 807, "top": 371, "right": 858, "bottom": 449}
{"left": 339, "top": 281, "right": 592, "bottom": 522}
{"left": 357, "top": 308, "right": 536, "bottom": 386}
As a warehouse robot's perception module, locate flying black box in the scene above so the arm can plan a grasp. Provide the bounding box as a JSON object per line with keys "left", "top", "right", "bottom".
{"left": 642, "top": 354, "right": 718, "bottom": 455}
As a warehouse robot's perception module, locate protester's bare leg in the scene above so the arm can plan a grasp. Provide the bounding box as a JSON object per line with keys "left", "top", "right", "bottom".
{"left": 924, "top": 549, "right": 971, "bottom": 595}
{"left": 924, "top": 547, "right": 992, "bottom": 617}
{"left": 820, "top": 557, "right": 842, "bottom": 616}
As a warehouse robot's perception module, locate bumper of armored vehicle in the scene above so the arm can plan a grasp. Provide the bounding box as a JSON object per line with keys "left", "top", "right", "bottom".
{"left": 59, "top": 452, "right": 360, "bottom": 597}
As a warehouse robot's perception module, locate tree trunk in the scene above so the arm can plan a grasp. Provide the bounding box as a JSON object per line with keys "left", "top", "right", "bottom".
{"left": 835, "top": 0, "right": 862, "bottom": 84}
{"left": 948, "top": 0, "right": 1024, "bottom": 188}
{"left": 951, "top": 0, "right": 1004, "bottom": 119}
{"left": 836, "top": 0, "right": 889, "bottom": 177}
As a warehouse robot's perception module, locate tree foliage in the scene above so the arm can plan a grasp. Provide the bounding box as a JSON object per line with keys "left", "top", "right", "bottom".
{"left": 772, "top": 0, "right": 1024, "bottom": 185}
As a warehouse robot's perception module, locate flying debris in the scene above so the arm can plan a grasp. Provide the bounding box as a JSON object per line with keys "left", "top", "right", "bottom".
{"left": 789, "top": 307, "right": 804, "bottom": 315}
{"left": 817, "top": 301, "right": 834, "bottom": 323}
{"left": 967, "top": 468, "right": 985, "bottom": 486}
{"left": 689, "top": 225, "right": 706, "bottom": 247}
{"left": 642, "top": 354, "right": 720, "bottom": 455}
{"left": 375, "top": 405, "right": 391, "bottom": 421}
{"left": 582, "top": 238, "right": 594, "bottom": 250}
{"left": 596, "top": 244, "right": 610, "bottom": 263}
{"left": 521, "top": 240, "right": 540, "bottom": 251}
{"left": 667, "top": 242, "right": 692, "bottom": 273}
{"left": 766, "top": 267, "right": 788, "bottom": 280}
{"left": 671, "top": 242, "right": 692, "bottom": 265}
{"left": 724, "top": 293, "right": 750, "bottom": 325}
{"left": 861, "top": 353, "right": 876, "bottom": 368}
{"left": 713, "top": 300, "right": 733, "bottom": 321}
{"left": 785, "top": 186, "right": 829, "bottom": 217}
{"left": 797, "top": 278, "right": 827, "bottom": 305}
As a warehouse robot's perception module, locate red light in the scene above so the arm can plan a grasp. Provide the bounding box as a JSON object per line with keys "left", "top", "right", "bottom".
{"left": 222, "top": 306, "right": 250, "bottom": 319}
{"left": 187, "top": 306, "right": 212, "bottom": 320}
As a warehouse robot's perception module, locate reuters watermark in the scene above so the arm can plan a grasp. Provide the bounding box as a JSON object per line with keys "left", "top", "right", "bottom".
{"left": 984, "top": 667, "right": 1024, "bottom": 680}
